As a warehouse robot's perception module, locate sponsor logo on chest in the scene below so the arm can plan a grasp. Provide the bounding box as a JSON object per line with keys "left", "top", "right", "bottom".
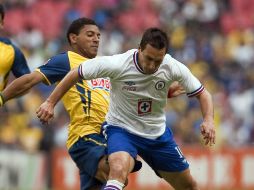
{"left": 122, "top": 81, "right": 137, "bottom": 91}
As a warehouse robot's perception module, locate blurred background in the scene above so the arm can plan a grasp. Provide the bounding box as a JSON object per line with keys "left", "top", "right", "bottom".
{"left": 0, "top": 0, "right": 254, "bottom": 190}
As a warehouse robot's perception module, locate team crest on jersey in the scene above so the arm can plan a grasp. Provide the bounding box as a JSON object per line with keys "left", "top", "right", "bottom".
{"left": 138, "top": 99, "right": 152, "bottom": 115}
{"left": 155, "top": 81, "right": 165, "bottom": 90}
{"left": 122, "top": 81, "right": 137, "bottom": 91}
{"left": 88, "top": 78, "right": 110, "bottom": 91}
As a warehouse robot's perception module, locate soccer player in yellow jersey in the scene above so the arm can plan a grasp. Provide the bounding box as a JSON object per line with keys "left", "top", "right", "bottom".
{"left": 0, "top": 3, "right": 30, "bottom": 106}
{"left": 0, "top": 17, "right": 114, "bottom": 190}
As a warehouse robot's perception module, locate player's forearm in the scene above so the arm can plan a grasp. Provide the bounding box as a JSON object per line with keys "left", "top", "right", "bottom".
{"left": 2, "top": 73, "right": 40, "bottom": 102}
{"left": 46, "top": 68, "right": 80, "bottom": 106}
{"left": 197, "top": 89, "right": 214, "bottom": 122}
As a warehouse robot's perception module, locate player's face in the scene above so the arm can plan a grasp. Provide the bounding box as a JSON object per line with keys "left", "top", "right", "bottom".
{"left": 138, "top": 44, "right": 166, "bottom": 74}
{"left": 75, "top": 25, "right": 100, "bottom": 58}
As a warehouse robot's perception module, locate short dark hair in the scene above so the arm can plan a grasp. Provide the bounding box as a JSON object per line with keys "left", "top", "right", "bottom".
{"left": 0, "top": 4, "right": 5, "bottom": 20}
{"left": 140, "top": 27, "right": 169, "bottom": 53}
{"left": 66, "top": 17, "right": 97, "bottom": 44}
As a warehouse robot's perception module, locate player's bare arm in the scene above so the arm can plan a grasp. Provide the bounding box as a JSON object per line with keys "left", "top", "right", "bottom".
{"left": 36, "top": 68, "right": 80, "bottom": 123}
{"left": 196, "top": 89, "right": 215, "bottom": 146}
{"left": 0, "top": 71, "right": 44, "bottom": 106}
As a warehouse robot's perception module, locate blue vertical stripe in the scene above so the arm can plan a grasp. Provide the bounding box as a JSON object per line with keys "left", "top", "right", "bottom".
{"left": 75, "top": 80, "right": 87, "bottom": 114}
{"left": 87, "top": 90, "right": 91, "bottom": 117}
{"left": 75, "top": 80, "right": 92, "bottom": 116}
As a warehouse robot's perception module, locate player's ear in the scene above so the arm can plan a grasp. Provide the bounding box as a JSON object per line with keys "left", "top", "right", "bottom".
{"left": 69, "top": 33, "right": 77, "bottom": 44}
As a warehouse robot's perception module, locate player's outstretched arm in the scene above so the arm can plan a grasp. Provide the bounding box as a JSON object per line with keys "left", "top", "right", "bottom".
{"left": 196, "top": 89, "right": 216, "bottom": 146}
{"left": 36, "top": 68, "right": 80, "bottom": 124}
{"left": 0, "top": 71, "right": 45, "bottom": 107}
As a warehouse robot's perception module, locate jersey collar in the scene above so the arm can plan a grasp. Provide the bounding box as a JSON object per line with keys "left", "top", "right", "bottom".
{"left": 133, "top": 51, "right": 145, "bottom": 74}
{"left": 133, "top": 51, "right": 159, "bottom": 75}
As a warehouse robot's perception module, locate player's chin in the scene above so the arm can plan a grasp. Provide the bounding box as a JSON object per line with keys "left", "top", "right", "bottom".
{"left": 90, "top": 48, "right": 98, "bottom": 57}
{"left": 89, "top": 51, "right": 97, "bottom": 58}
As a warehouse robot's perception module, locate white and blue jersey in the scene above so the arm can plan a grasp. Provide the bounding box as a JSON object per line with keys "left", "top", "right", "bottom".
{"left": 78, "top": 49, "right": 204, "bottom": 172}
{"left": 78, "top": 49, "right": 204, "bottom": 139}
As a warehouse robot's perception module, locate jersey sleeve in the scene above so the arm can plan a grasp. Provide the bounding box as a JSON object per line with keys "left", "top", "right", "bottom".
{"left": 78, "top": 54, "right": 122, "bottom": 80}
{"left": 11, "top": 45, "right": 30, "bottom": 77}
{"left": 169, "top": 56, "right": 204, "bottom": 97}
{"left": 37, "top": 53, "right": 70, "bottom": 85}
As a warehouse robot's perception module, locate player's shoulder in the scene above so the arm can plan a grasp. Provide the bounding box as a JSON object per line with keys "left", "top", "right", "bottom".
{"left": 0, "top": 37, "right": 12, "bottom": 45}
{"left": 165, "top": 53, "right": 172, "bottom": 59}
{"left": 125, "top": 49, "right": 137, "bottom": 55}
{"left": 46, "top": 51, "right": 68, "bottom": 63}
{"left": 0, "top": 37, "right": 21, "bottom": 51}
{"left": 163, "top": 53, "right": 173, "bottom": 62}
{"left": 0, "top": 37, "right": 27, "bottom": 63}
{"left": 123, "top": 49, "right": 137, "bottom": 58}
{"left": 111, "top": 49, "right": 137, "bottom": 61}
{"left": 114, "top": 49, "right": 137, "bottom": 57}
{"left": 42, "top": 51, "right": 69, "bottom": 68}
{"left": 163, "top": 53, "right": 183, "bottom": 67}
{"left": 0, "top": 37, "right": 21, "bottom": 53}
{"left": 50, "top": 51, "right": 68, "bottom": 60}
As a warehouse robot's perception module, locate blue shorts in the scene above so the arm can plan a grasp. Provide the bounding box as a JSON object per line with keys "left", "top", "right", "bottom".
{"left": 68, "top": 134, "right": 106, "bottom": 190}
{"left": 104, "top": 125, "right": 189, "bottom": 173}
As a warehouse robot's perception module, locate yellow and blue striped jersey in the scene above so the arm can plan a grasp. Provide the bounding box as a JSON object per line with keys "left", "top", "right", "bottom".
{"left": 36, "top": 51, "right": 110, "bottom": 149}
{"left": 0, "top": 37, "right": 30, "bottom": 91}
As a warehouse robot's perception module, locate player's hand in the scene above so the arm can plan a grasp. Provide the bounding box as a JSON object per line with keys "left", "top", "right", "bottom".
{"left": 0, "top": 92, "right": 5, "bottom": 107}
{"left": 36, "top": 100, "right": 54, "bottom": 125}
{"left": 168, "top": 81, "right": 185, "bottom": 98}
{"left": 200, "top": 119, "right": 216, "bottom": 146}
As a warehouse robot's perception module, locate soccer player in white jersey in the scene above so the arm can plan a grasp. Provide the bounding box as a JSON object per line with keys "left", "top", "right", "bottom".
{"left": 37, "top": 27, "right": 215, "bottom": 190}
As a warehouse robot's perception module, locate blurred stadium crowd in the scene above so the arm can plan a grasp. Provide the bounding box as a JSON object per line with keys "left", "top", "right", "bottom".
{"left": 0, "top": 0, "right": 254, "bottom": 153}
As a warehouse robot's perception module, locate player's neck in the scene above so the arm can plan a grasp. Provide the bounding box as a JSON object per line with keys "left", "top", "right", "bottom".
{"left": 70, "top": 47, "right": 92, "bottom": 59}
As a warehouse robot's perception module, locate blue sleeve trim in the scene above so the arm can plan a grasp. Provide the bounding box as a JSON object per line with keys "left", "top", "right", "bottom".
{"left": 187, "top": 85, "right": 204, "bottom": 97}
